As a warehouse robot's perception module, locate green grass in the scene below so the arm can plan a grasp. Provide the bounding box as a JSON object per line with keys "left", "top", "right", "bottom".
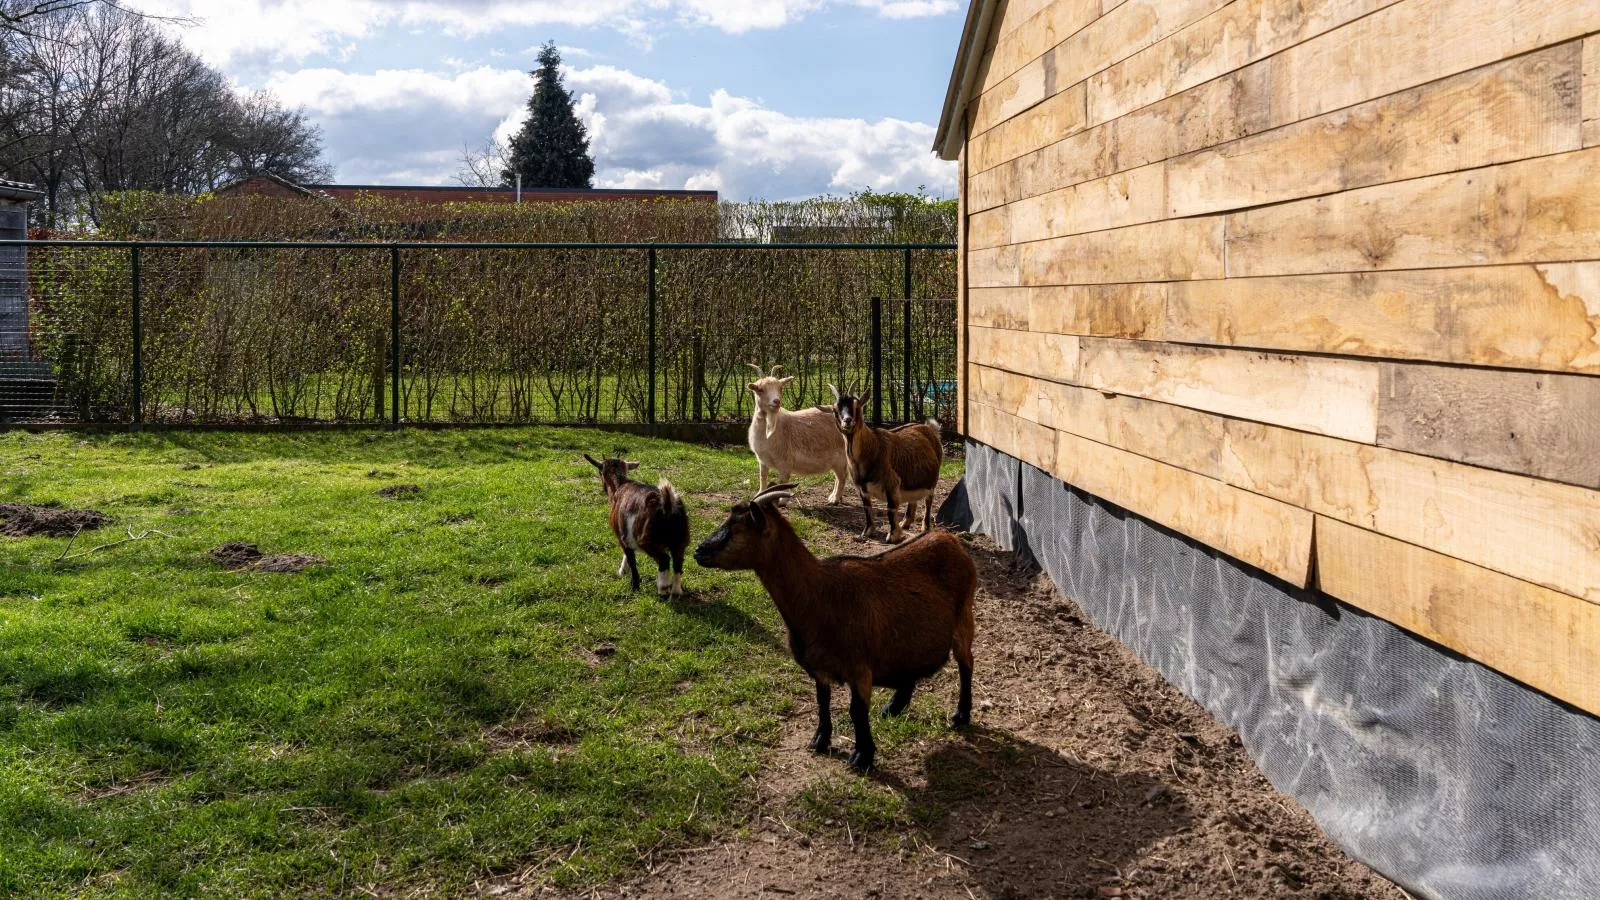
{"left": 0, "top": 427, "right": 916, "bottom": 896}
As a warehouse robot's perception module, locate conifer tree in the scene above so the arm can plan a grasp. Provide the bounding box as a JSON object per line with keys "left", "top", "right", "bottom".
{"left": 502, "top": 42, "right": 595, "bottom": 189}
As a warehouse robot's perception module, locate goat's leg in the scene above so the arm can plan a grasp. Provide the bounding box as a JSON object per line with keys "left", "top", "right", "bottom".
{"left": 885, "top": 487, "right": 905, "bottom": 543}
{"left": 651, "top": 551, "right": 672, "bottom": 598}
{"left": 881, "top": 682, "right": 915, "bottom": 719}
{"left": 924, "top": 490, "right": 936, "bottom": 530}
{"left": 858, "top": 492, "right": 875, "bottom": 541}
{"left": 846, "top": 675, "right": 876, "bottom": 772}
{"left": 758, "top": 460, "right": 770, "bottom": 492}
{"left": 952, "top": 638, "right": 975, "bottom": 729}
{"left": 617, "top": 554, "right": 630, "bottom": 577}
{"left": 827, "top": 467, "right": 845, "bottom": 505}
{"left": 810, "top": 681, "right": 833, "bottom": 753}
{"left": 624, "top": 548, "right": 641, "bottom": 592}
{"left": 903, "top": 501, "right": 918, "bottom": 534}
{"left": 670, "top": 547, "right": 685, "bottom": 597}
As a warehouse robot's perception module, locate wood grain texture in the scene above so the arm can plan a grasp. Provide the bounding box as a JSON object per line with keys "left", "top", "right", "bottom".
{"left": 971, "top": 57, "right": 1049, "bottom": 136}
{"left": 971, "top": 401, "right": 1057, "bottom": 473}
{"left": 1164, "top": 264, "right": 1600, "bottom": 375}
{"left": 1167, "top": 44, "right": 1583, "bottom": 218}
{"left": 1226, "top": 147, "right": 1600, "bottom": 277}
{"left": 1316, "top": 517, "right": 1600, "bottom": 714}
{"left": 1271, "top": 0, "right": 1600, "bottom": 126}
{"left": 1015, "top": 217, "right": 1225, "bottom": 286}
{"left": 968, "top": 287, "right": 1032, "bottom": 331}
{"left": 1377, "top": 364, "right": 1600, "bottom": 488}
{"left": 1076, "top": 339, "right": 1381, "bottom": 443}
{"left": 956, "top": 142, "right": 970, "bottom": 436}
{"left": 996, "top": 163, "right": 1166, "bottom": 247}
{"left": 1015, "top": 378, "right": 1600, "bottom": 603}
{"left": 1088, "top": 0, "right": 1397, "bottom": 126}
{"left": 1043, "top": 0, "right": 1233, "bottom": 107}
{"left": 981, "top": 0, "right": 1103, "bottom": 95}
{"left": 971, "top": 82, "right": 1088, "bottom": 174}
{"left": 1053, "top": 429, "right": 1316, "bottom": 586}
{"left": 1028, "top": 283, "right": 1168, "bottom": 340}
{"left": 1586, "top": 37, "right": 1600, "bottom": 146}
{"left": 968, "top": 326, "right": 1083, "bottom": 382}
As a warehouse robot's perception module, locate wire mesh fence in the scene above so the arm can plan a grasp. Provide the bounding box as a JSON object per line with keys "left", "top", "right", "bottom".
{"left": 0, "top": 241, "right": 958, "bottom": 429}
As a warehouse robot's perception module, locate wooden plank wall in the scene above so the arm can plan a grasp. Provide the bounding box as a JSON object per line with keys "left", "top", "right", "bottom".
{"left": 958, "top": 0, "right": 1600, "bottom": 717}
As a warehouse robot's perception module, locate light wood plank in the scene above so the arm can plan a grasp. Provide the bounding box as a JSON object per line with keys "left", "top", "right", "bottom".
{"left": 992, "top": 162, "right": 1165, "bottom": 248}
{"left": 1377, "top": 364, "right": 1600, "bottom": 489}
{"left": 1316, "top": 517, "right": 1600, "bottom": 715}
{"left": 968, "top": 205, "right": 1012, "bottom": 252}
{"left": 1102, "top": 0, "right": 1127, "bottom": 12}
{"left": 1088, "top": 0, "right": 1397, "bottom": 127}
{"left": 1027, "top": 283, "right": 1168, "bottom": 340}
{"left": 970, "top": 57, "right": 1049, "bottom": 136}
{"left": 968, "top": 287, "right": 1032, "bottom": 331}
{"left": 1016, "top": 378, "right": 1600, "bottom": 603}
{"left": 972, "top": 401, "right": 1057, "bottom": 473}
{"left": 1076, "top": 339, "right": 1381, "bottom": 443}
{"left": 1015, "top": 217, "right": 1224, "bottom": 286}
{"left": 981, "top": 0, "right": 1103, "bottom": 95}
{"left": 971, "top": 82, "right": 1088, "bottom": 174}
{"left": 1168, "top": 44, "right": 1583, "bottom": 218}
{"left": 968, "top": 326, "right": 1083, "bottom": 383}
{"left": 1053, "top": 429, "right": 1316, "bottom": 586}
{"left": 970, "top": 364, "right": 1038, "bottom": 421}
{"left": 1272, "top": 0, "right": 1600, "bottom": 126}
{"left": 1164, "top": 264, "right": 1600, "bottom": 375}
{"left": 1585, "top": 37, "right": 1600, "bottom": 146}
{"left": 956, "top": 142, "right": 970, "bottom": 436}
{"left": 1226, "top": 147, "right": 1600, "bottom": 277}
{"left": 968, "top": 245, "right": 1019, "bottom": 289}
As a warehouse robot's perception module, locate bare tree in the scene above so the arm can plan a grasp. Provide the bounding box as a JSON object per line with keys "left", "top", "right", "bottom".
{"left": 455, "top": 138, "right": 511, "bottom": 188}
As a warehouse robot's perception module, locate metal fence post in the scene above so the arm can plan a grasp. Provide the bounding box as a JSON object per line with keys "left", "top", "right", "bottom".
{"left": 390, "top": 245, "right": 401, "bottom": 427}
{"left": 901, "top": 247, "right": 914, "bottom": 421}
{"left": 130, "top": 245, "right": 142, "bottom": 429}
{"left": 647, "top": 247, "right": 658, "bottom": 428}
{"left": 870, "top": 296, "right": 883, "bottom": 427}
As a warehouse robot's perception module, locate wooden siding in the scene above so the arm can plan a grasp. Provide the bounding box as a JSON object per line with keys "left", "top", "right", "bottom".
{"left": 958, "top": 0, "right": 1600, "bottom": 715}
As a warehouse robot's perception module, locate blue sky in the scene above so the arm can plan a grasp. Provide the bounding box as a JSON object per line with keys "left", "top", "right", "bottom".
{"left": 128, "top": 1, "right": 966, "bottom": 200}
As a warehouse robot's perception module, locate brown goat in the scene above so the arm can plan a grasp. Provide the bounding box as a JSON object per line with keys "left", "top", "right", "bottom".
{"left": 831, "top": 386, "right": 944, "bottom": 543}
{"left": 585, "top": 454, "right": 690, "bottom": 598}
{"left": 694, "top": 484, "right": 976, "bottom": 772}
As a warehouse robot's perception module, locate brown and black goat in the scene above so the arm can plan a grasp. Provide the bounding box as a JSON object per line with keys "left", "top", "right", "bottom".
{"left": 694, "top": 484, "right": 976, "bottom": 772}
{"left": 585, "top": 455, "right": 690, "bottom": 598}
{"left": 831, "top": 386, "right": 944, "bottom": 543}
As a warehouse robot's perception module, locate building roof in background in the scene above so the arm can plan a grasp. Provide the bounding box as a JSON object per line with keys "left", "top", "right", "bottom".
{"left": 0, "top": 179, "right": 44, "bottom": 203}
{"left": 214, "top": 176, "right": 718, "bottom": 204}
{"left": 932, "top": 0, "right": 1002, "bottom": 161}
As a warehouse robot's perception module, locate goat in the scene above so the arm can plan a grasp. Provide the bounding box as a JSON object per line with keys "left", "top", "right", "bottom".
{"left": 585, "top": 454, "right": 689, "bottom": 598}
{"left": 694, "top": 484, "right": 976, "bottom": 772}
{"left": 747, "top": 364, "right": 850, "bottom": 504}
{"left": 831, "top": 386, "right": 943, "bottom": 543}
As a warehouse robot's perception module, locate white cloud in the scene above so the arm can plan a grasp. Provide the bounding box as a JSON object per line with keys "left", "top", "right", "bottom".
{"left": 129, "top": 0, "right": 954, "bottom": 67}
{"left": 263, "top": 63, "right": 955, "bottom": 199}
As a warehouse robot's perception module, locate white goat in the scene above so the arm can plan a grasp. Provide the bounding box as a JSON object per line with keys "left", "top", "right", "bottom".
{"left": 747, "top": 364, "right": 850, "bottom": 504}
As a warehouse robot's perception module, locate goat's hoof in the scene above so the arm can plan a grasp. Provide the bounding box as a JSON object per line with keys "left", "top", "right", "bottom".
{"left": 846, "top": 748, "right": 875, "bottom": 773}
{"left": 950, "top": 711, "right": 971, "bottom": 729}
{"left": 808, "top": 731, "right": 831, "bottom": 754}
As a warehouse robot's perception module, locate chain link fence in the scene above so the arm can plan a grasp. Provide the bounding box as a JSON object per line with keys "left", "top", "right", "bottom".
{"left": 0, "top": 241, "right": 957, "bottom": 429}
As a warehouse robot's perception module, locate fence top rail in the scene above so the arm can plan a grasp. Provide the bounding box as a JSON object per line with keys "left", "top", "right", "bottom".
{"left": 0, "top": 239, "right": 958, "bottom": 251}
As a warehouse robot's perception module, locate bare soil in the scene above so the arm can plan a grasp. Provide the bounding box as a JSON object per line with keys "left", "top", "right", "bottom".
{"left": 377, "top": 484, "right": 423, "bottom": 499}
{"left": 0, "top": 503, "right": 111, "bottom": 538}
{"left": 521, "top": 477, "right": 1406, "bottom": 900}
{"left": 208, "top": 542, "right": 325, "bottom": 574}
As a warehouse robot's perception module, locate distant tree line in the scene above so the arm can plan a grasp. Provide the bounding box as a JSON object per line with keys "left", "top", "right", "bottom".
{"left": 0, "top": 0, "right": 331, "bottom": 226}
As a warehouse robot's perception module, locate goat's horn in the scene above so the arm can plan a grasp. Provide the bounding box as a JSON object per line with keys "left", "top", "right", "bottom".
{"left": 754, "top": 483, "right": 799, "bottom": 502}
{"left": 769, "top": 364, "right": 784, "bottom": 377}
{"left": 747, "top": 363, "right": 765, "bottom": 375}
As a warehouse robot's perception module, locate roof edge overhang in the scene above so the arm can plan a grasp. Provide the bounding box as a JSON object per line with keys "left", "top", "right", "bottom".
{"left": 932, "top": 0, "right": 1002, "bottom": 161}
{"left": 0, "top": 180, "right": 44, "bottom": 203}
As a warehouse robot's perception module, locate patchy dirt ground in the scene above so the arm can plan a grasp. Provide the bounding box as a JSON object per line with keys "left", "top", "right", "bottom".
{"left": 0, "top": 502, "right": 110, "bottom": 537}
{"left": 207, "top": 541, "right": 325, "bottom": 574}
{"left": 516, "top": 476, "right": 1405, "bottom": 900}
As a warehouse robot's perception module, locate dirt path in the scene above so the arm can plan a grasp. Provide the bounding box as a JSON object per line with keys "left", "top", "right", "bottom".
{"left": 530, "top": 479, "right": 1405, "bottom": 900}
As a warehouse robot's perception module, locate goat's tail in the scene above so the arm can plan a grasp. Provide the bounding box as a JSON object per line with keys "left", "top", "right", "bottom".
{"left": 925, "top": 418, "right": 941, "bottom": 430}
{"left": 657, "top": 479, "right": 683, "bottom": 516}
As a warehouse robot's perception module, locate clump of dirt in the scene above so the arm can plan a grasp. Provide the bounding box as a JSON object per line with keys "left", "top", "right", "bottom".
{"left": 0, "top": 503, "right": 111, "bottom": 538}
{"left": 208, "top": 542, "right": 324, "bottom": 574}
{"left": 517, "top": 476, "right": 1404, "bottom": 900}
{"left": 376, "top": 484, "right": 422, "bottom": 499}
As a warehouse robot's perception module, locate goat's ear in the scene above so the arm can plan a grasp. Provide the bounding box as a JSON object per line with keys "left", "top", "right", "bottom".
{"left": 748, "top": 382, "right": 760, "bottom": 392}
{"left": 828, "top": 383, "right": 840, "bottom": 400}
{"left": 748, "top": 501, "right": 766, "bottom": 531}
{"left": 859, "top": 388, "right": 872, "bottom": 409}
{"left": 583, "top": 454, "right": 603, "bottom": 470}
{"left": 625, "top": 461, "right": 640, "bottom": 471}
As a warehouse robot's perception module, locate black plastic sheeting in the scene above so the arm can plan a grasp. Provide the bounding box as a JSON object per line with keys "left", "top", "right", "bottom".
{"left": 940, "top": 441, "right": 1600, "bottom": 900}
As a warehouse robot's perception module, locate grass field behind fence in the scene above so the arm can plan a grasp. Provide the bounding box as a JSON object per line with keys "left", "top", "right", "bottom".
{"left": 0, "top": 428, "right": 959, "bottom": 896}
